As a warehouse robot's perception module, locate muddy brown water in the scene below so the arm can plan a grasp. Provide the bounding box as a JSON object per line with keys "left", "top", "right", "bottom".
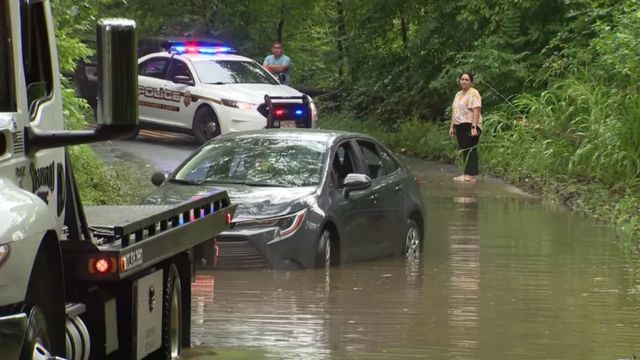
{"left": 182, "top": 159, "right": 640, "bottom": 360}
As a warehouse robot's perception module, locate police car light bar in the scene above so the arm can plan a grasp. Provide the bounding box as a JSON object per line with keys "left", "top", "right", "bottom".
{"left": 170, "top": 43, "right": 234, "bottom": 55}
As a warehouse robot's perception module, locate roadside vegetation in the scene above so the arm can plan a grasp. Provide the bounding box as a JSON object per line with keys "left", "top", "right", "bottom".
{"left": 53, "top": 1, "right": 152, "bottom": 205}
{"left": 53, "top": 0, "right": 640, "bottom": 247}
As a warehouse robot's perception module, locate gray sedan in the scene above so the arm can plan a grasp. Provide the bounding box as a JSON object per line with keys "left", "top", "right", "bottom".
{"left": 144, "top": 129, "right": 425, "bottom": 270}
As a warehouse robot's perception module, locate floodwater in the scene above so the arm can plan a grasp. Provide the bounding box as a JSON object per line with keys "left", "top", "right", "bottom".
{"left": 183, "top": 159, "right": 640, "bottom": 360}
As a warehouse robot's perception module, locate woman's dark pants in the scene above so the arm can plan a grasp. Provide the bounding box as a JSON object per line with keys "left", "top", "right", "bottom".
{"left": 454, "top": 123, "right": 481, "bottom": 176}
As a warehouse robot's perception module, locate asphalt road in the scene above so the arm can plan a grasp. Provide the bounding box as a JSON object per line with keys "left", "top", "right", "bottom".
{"left": 91, "top": 128, "right": 200, "bottom": 172}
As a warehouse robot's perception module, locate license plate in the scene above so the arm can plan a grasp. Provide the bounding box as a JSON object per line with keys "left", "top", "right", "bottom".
{"left": 280, "top": 121, "right": 297, "bottom": 128}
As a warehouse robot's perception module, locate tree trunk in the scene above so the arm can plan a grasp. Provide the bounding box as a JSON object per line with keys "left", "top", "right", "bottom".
{"left": 336, "top": 0, "right": 347, "bottom": 88}
{"left": 399, "top": 3, "right": 408, "bottom": 50}
{"left": 276, "top": 3, "right": 285, "bottom": 42}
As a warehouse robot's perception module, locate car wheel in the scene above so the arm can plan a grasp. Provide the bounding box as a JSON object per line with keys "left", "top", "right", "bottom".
{"left": 315, "top": 229, "right": 332, "bottom": 269}
{"left": 162, "top": 263, "right": 182, "bottom": 359}
{"left": 21, "top": 306, "right": 52, "bottom": 360}
{"left": 124, "top": 125, "right": 140, "bottom": 140}
{"left": 193, "top": 107, "right": 221, "bottom": 144}
{"left": 404, "top": 219, "right": 421, "bottom": 261}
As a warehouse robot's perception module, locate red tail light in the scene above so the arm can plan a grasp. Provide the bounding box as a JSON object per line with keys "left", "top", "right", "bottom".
{"left": 225, "top": 212, "right": 233, "bottom": 224}
{"left": 89, "top": 257, "right": 117, "bottom": 274}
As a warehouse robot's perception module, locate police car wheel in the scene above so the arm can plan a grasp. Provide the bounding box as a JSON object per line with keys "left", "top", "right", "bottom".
{"left": 193, "top": 107, "right": 220, "bottom": 144}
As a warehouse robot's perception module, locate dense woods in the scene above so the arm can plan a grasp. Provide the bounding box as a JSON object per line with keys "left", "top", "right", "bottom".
{"left": 53, "top": 0, "right": 640, "bottom": 243}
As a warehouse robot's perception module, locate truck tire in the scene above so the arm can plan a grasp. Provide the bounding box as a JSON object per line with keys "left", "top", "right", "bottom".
{"left": 162, "top": 264, "right": 182, "bottom": 359}
{"left": 193, "top": 106, "right": 220, "bottom": 144}
{"left": 21, "top": 306, "right": 51, "bottom": 360}
{"left": 21, "top": 250, "right": 64, "bottom": 360}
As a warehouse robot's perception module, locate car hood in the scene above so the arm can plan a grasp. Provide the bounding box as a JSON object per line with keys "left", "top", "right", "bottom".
{"left": 199, "top": 83, "right": 304, "bottom": 104}
{"left": 143, "top": 183, "right": 316, "bottom": 220}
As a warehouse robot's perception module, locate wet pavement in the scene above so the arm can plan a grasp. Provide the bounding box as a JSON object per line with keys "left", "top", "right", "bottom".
{"left": 92, "top": 134, "right": 640, "bottom": 359}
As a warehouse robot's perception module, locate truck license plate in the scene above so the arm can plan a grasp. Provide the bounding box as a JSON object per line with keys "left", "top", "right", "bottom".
{"left": 280, "top": 121, "right": 297, "bottom": 128}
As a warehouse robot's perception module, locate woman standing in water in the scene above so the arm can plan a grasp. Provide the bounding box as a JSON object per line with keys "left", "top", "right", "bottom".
{"left": 449, "top": 72, "right": 482, "bottom": 183}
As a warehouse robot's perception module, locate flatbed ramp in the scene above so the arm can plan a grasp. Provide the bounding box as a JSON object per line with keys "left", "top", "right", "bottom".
{"left": 61, "top": 190, "right": 236, "bottom": 281}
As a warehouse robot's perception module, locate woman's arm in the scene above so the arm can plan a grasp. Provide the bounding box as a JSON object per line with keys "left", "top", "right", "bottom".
{"left": 471, "top": 107, "right": 480, "bottom": 136}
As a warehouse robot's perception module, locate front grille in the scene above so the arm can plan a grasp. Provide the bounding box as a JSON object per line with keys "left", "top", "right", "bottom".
{"left": 215, "top": 239, "right": 269, "bottom": 270}
{"left": 12, "top": 131, "right": 24, "bottom": 154}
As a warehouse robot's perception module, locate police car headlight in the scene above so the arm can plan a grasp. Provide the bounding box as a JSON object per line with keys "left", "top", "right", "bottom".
{"left": 234, "top": 209, "right": 307, "bottom": 240}
{"left": 221, "top": 99, "right": 258, "bottom": 110}
{"left": 0, "top": 244, "right": 10, "bottom": 268}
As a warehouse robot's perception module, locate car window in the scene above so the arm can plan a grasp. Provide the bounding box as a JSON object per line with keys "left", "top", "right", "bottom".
{"left": 378, "top": 146, "right": 400, "bottom": 174}
{"left": 192, "top": 60, "right": 278, "bottom": 85}
{"left": 356, "top": 140, "right": 385, "bottom": 179}
{"left": 173, "top": 136, "right": 327, "bottom": 187}
{"left": 139, "top": 57, "right": 170, "bottom": 79}
{"left": 331, "top": 141, "right": 358, "bottom": 188}
{"left": 166, "top": 59, "right": 193, "bottom": 82}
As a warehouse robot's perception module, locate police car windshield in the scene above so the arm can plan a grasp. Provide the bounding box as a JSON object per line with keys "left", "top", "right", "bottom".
{"left": 173, "top": 136, "right": 327, "bottom": 187}
{"left": 193, "top": 60, "right": 279, "bottom": 85}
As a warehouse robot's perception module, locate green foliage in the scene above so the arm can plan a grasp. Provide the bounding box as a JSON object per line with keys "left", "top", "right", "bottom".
{"left": 68, "top": 145, "right": 153, "bottom": 205}
{"left": 52, "top": 0, "right": 149, "bottom": 204}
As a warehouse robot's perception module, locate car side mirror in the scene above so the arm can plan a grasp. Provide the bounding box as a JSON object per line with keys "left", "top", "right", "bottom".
{"left": 342, "top": 173, "right": 371, "bottom": 199}
{"left": 173, "top": 75, "right": 194, "bottom": 86}
{"left": 151, "top": 171, "right": 168, "bottom": 186}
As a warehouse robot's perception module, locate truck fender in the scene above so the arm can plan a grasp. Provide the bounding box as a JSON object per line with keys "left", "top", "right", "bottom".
{"left": 0, "top": 179, "right": 58, "bottom": 306}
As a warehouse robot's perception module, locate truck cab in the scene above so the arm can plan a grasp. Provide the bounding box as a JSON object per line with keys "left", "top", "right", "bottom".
{"left": 0, "top": 1, "right": 235, "bottom": 359}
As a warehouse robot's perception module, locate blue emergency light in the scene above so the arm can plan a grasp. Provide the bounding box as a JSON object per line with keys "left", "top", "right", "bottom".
{"left": 170, "top": 42, "right": 234, "bottom": 55}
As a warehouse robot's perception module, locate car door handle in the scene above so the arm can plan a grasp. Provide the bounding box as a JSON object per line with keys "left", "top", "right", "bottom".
{"left": 395, "top": 185, "right": 403, "bottom": 192}
{"left": 369, "top": 193, "right": 378, "bottom": 203}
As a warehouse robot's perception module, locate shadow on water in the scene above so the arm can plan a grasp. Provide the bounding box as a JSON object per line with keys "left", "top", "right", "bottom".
{"left": 182, "top": 159, "right": 640, "bottom": 360}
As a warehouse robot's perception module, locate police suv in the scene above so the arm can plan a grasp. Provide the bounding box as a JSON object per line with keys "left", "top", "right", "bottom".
{"left": 137, "top": 43, "right": 318, "bottom": 143}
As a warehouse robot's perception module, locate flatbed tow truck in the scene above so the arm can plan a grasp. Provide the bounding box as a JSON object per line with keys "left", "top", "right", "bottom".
{"left": 0, "top": 1, "right": 235, "bottom": 359}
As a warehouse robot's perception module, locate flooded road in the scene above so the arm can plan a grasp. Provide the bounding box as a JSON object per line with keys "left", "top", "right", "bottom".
{"left": 91, "top": 135, "right": 639, "bottom": 359}
{"left": 183, "top": 159, "right": 640, "bottom": 359}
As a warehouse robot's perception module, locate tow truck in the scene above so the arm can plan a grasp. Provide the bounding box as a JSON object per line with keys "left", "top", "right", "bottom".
{"left": 0, "top": 1, "right": 235, "bottom": 359}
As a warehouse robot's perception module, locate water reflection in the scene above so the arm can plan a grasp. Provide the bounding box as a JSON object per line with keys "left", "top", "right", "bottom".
{"left": 448, "top": 190, "right": 480, "bottom": 359}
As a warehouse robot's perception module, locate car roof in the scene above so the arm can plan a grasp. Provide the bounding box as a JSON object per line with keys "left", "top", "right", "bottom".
{"left": 140, "top": 51, "right": 256, "bottom": 63}
{"left": 213, "top": 129, "right": 377, "bottom": 145}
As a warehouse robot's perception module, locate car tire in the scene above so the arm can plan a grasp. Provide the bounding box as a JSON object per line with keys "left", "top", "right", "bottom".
{"left": 123, "top": 125, "right": 140, "bottom": 140}
{"left": 162, "top": 263, "right": 182, "bottom": 359}
{"left": 193, "top": 106, "right": 221, "bottom": 144}
{"left": 315, "top": 229, "right": 333, "bottom": 269}
{"left": 404, "top": 219, "right": 421, "bottom": 261}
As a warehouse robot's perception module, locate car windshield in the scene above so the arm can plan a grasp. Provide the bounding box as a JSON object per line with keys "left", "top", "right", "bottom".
{"left": 193, "top": 60, "right": 279, "bottom": 85}
{"left": 172, "top": 136, "right": 327, "bottom": 187}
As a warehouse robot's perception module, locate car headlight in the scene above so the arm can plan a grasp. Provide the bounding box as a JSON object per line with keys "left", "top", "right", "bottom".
{"left": 234, "top": 209, "right": 307, "bottom": 241}
{"left": 0, "top": 244, "right": 10, "bottom": 268}
{"left": 221, "top": 98, "right": 258, "bottom": 110}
